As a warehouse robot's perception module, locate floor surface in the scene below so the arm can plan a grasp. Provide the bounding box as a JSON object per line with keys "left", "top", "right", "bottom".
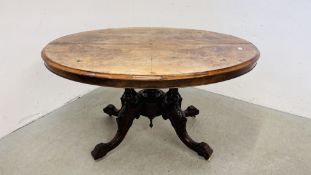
{"left": 0, "top": 88, "right": 311, "bottom": 175}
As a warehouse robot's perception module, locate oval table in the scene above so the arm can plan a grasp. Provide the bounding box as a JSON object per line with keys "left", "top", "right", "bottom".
{"left": 42, "top": 27, "right": 260, "bottom": 161}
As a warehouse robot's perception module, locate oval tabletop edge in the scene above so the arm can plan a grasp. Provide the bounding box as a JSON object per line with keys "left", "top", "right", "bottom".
{"left": 42, "top": 27, "right": 260, "bottom": 88}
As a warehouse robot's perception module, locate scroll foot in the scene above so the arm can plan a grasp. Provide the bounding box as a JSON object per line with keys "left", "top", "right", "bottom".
{"left": 184, "top": 105, "right": 199, "bottom": 117}
{"left": 91, "top": 143, "right": 110, "bottom": 160}
{"left": 194, "top": 142, "right": 213, "bottom": 160}
{"left": 103, "top": 104, "right": 119, "bottom": 117}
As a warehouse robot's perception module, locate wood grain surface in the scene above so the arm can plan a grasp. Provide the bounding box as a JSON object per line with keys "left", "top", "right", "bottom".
{"left": 42, "top": 27, "right": 260, "bottom": 88}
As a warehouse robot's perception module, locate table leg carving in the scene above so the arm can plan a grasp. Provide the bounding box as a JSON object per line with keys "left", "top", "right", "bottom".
{"left": 184, "top": 105, "right": 199, "bottom": 118}
{"left": 163, "top": 89, "right": 213, "bottom": 160}
{"left": 93, "top": 88, "right": 212, "bottom": 160}
{"left": 103, "top": 104, "right": 119, "bottom": 117}
{"left": 92, "top": 89, "right": 141, "bottom": 160}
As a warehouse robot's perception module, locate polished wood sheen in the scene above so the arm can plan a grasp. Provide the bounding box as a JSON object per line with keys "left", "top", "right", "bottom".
{"left": 42, "top": 27, "right": 259, "bottom": 88}
{"left": 41, "top": 28, "right": 260, "bottom": 161}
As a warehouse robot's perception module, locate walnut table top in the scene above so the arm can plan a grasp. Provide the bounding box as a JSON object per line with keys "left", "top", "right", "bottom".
{"left": 42, "top": 27, "right": 260, "bottom": 88}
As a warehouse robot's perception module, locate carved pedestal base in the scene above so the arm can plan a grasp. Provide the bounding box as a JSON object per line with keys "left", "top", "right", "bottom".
{"left": 91, "top": 88, "right": 213, "bottom": 160}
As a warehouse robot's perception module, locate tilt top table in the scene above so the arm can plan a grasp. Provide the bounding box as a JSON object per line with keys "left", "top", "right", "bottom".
{"left": 42, "top": 27, "right": 260, "bottom": 160}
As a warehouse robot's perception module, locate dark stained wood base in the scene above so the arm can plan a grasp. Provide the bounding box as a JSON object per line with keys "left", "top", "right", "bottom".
{"left": 91, "top": 88, "right": 213, "bottom": 160}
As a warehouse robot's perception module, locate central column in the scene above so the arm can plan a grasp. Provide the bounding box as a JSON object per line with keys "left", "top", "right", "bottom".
{"left": 138, "top": 89, "right": 164, "bottom": 127}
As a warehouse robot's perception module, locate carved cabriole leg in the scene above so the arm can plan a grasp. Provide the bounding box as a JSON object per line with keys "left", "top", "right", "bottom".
{"left": 91, "top": 89, "right": 141, "bottom": 160}
{"left": 162, "top": 88, "right": 213, "bottom": 160}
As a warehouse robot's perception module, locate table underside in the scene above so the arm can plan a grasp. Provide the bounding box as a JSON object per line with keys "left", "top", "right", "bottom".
{"left": 91, "top": 88, "right": 213, "bottom": 160}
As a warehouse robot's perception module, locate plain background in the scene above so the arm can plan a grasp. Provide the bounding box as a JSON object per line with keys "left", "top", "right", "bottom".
{"left": 0, "top": 0, "right": 310, "bottom": 138}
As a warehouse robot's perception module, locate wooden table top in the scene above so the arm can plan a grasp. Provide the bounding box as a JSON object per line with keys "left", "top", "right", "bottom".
{"left": 42, "top": 27, "right": 260, "bottom": 88}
